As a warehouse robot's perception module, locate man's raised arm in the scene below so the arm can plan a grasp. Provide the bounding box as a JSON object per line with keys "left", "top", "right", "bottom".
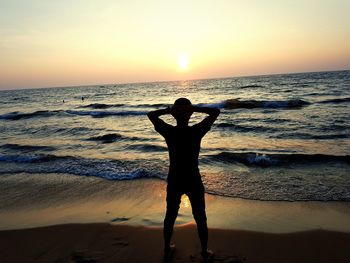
{"left": 147, "top": 108, "right": 172, "bottom": 135}
{"left": 193, "top": 106, "right": 220, "bottom": 127}
{"left": 147, "top": 108, "right": 170, "bottom": 125}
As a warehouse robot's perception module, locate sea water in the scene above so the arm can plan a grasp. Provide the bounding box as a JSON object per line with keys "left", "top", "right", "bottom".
{"left": 0, "top": 70, "right": 349, "bottom": 201}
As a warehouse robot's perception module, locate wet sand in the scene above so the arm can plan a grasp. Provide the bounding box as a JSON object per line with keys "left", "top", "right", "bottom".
{"left": 1, "top": 223, "right": 350, "bottom": 263}
{"left": 1, "top": 173, "right": 350, "bottom": 233}
{"left": 1, "top": 173, "right": 350, "bottom": 262}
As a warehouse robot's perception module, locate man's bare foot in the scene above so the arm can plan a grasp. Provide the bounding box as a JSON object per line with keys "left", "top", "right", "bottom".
{"left": 164, "top": 244, "right": 176, "bottom": 261}
{"left": 202, "top": 249, "right": 214, "bottom": 262}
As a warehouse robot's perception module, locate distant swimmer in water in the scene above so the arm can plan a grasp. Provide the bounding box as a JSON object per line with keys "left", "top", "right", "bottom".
{"left": 63, "top": 99, "right": 65, "bottom": 103}
{"left": 148, "top": 98, "right": 220, "bottom": 261}
{"left": 81, "top": 96, "right": 84, "bottom": 101}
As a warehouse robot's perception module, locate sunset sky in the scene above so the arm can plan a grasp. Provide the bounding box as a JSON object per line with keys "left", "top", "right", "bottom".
{"left": 0, "top": 0, "right": 349, "bottom": 90}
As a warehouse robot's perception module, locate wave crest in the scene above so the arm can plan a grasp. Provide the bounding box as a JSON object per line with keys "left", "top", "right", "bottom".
{"left": 0, "top": 110, "right": 63, "bottom": 120}
{"left": 318, "top": 97, "right": 350, "bottom": 104}
{"left": 78, "top": 103, "right": 124, "bottom": 109}
{"left": 88, "top": 133, "right": 124, "bottom": 143}
{"left": 223, "top": 99, "right": 310, "bottom": 109}
{"left": 0, "top": 154, "right": 166, "bottom": 180}
{"left": 66, "top": 109, "right": 147, "bottom": 117}
{"left": 0, "top": 144, "right": 56, "bottom": 152}
{"left": 206, "top": 152, "right": 350, "bottom": 167}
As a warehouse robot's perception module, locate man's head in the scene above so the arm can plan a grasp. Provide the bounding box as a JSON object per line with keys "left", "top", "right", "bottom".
{"left": 171, "top": 98, "right": 193, "bottom": 125}
{"left": 174, "top": 97, "right": 192, "bottom": 107}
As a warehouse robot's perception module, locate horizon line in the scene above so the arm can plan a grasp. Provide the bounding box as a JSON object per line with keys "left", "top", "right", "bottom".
{"left": 1, "top": 68, "right": 349, "bottom": 92}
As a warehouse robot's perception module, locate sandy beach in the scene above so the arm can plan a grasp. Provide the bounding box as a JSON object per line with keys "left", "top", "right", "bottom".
{"left": 1, "top": 173, "right": 350, "bottom": 233}
{"left": 1, "top": 173, "right": 350, "bottom": 262}
{"left": 1, "top": 223, "right": 350, "bottom": 263}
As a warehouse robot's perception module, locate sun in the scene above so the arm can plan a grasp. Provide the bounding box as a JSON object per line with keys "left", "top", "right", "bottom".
{"left": 177, "top": 53, "right": 189, "bottom": 70}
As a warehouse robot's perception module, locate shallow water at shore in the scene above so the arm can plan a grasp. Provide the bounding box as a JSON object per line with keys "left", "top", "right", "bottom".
{"left": 1, "top": 173, "right": 350, "bottom": 233}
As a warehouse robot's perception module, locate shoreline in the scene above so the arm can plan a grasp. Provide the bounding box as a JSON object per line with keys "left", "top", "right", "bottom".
{"left": 1, "top": 223, "right": 350, "bottom": 263}
{"left": 1, "top": 173, "right": 350, "bottom": 233}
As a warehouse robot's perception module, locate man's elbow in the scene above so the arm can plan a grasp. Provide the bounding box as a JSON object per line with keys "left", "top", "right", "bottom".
{"left": 207, "top": 108, "right": 220, "bottom": 120}
{"left": 147, "top": 111, "right": 154, "bottom": 117}
{"left": 213, "top": 108, "right": 220, "bottom": 117}
{"left": 147, "top": 111, "right": 159, "bottom": 122}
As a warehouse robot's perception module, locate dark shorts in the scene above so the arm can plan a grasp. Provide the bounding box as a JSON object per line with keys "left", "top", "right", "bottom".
{"left": 166, "top": 180, "right": 206, "bottom": 220}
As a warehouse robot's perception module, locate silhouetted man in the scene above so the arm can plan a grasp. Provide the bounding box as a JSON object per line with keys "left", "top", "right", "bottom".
{"left": 147, "top": 98, "right": 220, "bottom": 261}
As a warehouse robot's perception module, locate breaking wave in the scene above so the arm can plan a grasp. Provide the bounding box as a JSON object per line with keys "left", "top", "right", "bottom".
{"left": 0, "top": 110, "right": 64, "bottom": 120}
{"left": 318, "top": 97, "right": 350, "bottom": 104}
{"left": 87, "top": 133, "right": 124, "bottom": 143}
{"left": 0, "top": 98, "right": 312, "bottom": 122}
{"left": 66, "top": 110, "right": 147, "bottom": 117}
{"left": 78, "top": 103, "right": 125, "bottom": 109}
{"left": 206, "top": 152, "right": 350, "bottom": 167}
{"left": 0, "top": 154, "right": 166, "bottom": 180}
{"left": 223, "top": 99, "right": 310, "bottom": 109}
{"left": 0, "top": 144, "right": 56, "bottom": 152}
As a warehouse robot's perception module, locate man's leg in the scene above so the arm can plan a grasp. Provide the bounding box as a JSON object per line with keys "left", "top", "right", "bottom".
{"left": 187, "top": 183, "right": 209, "bottom": 257}
{"left": 164, "top": 184, "right": 182, "bottom": 256}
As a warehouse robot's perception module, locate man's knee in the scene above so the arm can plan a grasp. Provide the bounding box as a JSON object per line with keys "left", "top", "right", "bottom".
{"left": 164, "top": 206, "right": 179, "bottom": 223}
{"left": 193, "top": 209, "right": 207, "bottom": 225}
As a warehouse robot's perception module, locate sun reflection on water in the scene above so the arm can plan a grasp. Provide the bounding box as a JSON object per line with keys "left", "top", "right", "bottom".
{"left": 181, "top": 195, "right": 191, "bottom": 209}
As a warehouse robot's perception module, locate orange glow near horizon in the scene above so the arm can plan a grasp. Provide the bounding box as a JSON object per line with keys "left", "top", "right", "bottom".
{"left": 0, "top": 0, "right": 349, "bottom": 89}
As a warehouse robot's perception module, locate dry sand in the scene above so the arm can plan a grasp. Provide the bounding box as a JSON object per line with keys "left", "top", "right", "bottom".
{"left": 0, "top": 223, "right": 350, "bottom": 263}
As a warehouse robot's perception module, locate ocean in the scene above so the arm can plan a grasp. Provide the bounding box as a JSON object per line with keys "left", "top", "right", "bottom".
{"left": 0, "top": 70, "right": 349, "bottom": 202}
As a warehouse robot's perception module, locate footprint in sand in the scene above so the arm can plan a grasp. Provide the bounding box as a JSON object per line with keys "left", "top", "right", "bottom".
{"left": 112, "top": 237, "right": 129, "bottom": 247}
{"left": 70, "top": 251, "right": 97, "bottom": 263}
{"left": 189, "top": 253, "right": 245, "bottom": 263}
